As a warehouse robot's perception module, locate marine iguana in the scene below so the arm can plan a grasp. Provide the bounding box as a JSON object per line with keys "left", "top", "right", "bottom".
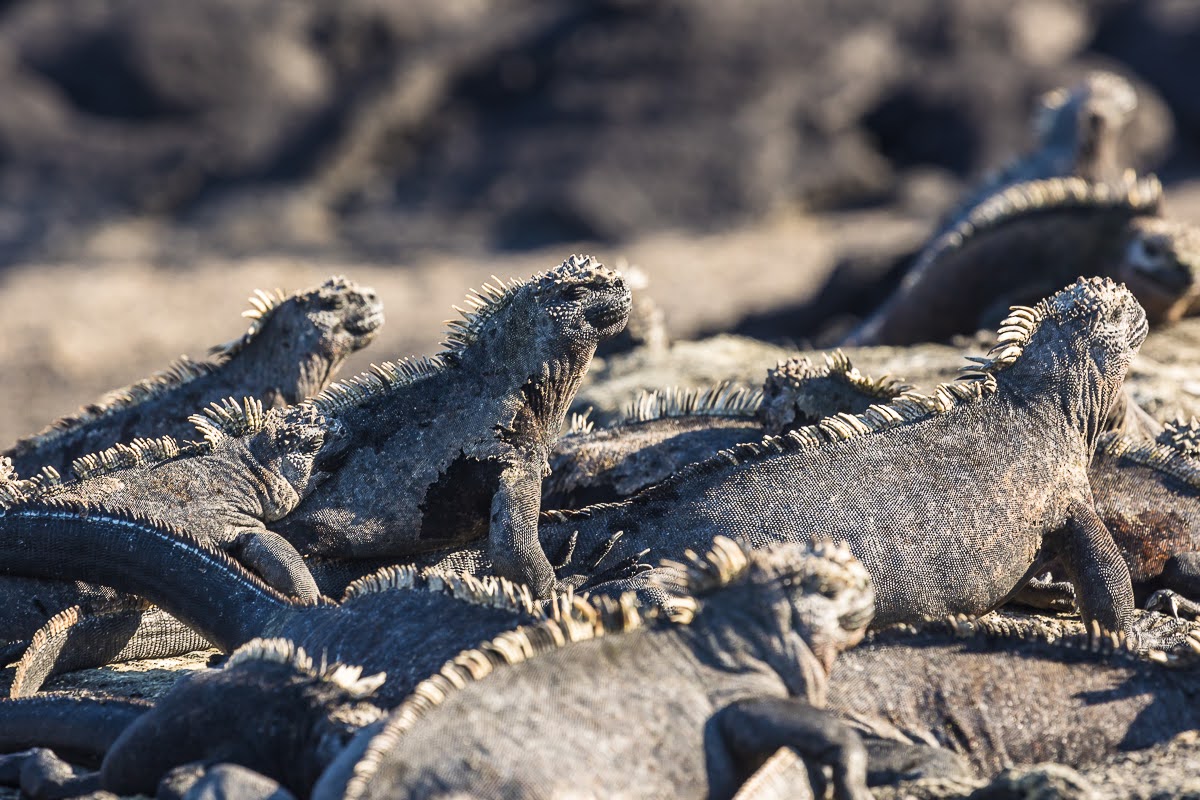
{"left": 526, "top": 279, "right": 1171, "bottom": 648}
{"left": 844, "top": 173, "right": 1200, "bottom": 345}
{"left": 4, "top": 276, "right": 383, "bottom": 478}
{"left": 544, "top": 354, "right": 911, "bottom": 508}
{"left": 271, "top": 255, "right": 631, "bottom": 597}
{"left": 313, "top": 538, "right": 879, "bottom": 800}
{"left": 826, "top": 615, "right": 1200, "bottom": 778}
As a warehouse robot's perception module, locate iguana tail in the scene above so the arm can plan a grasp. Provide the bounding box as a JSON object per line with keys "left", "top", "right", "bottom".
{"left": 0, "top": 693, "right": 150, "bottom": 761}
{"left": 0, "top": 503, "right": 314, "bottom": 651}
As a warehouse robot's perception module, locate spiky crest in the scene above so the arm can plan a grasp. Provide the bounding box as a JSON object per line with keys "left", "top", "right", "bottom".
{"left": 308, "top": 356, "right": 448, "bottom": 415}
{"left": 1159, "top": 418, "right": 1200, "bottom": 458}
{"left": 187, "top": 397, "right": 267, "bottom": 445}
{"left": 439, "top": 254, "right": 608, "bottom": 354}
{"left": 208, "top": 287, "right": 289, "bottom": 360}
{"left": 618, "top": 382, "right": 764, "bottom": 425}
{"left": 565, "top": 408, "right": 595, "bottom": 436}
{"left": 68, "top": 435, "right": 189, "bottom": 482}
{"left": 873, "top": 614, "right": 1184, "bottom": 666}
{"left": 917, "top": 172, "right": 1160, "bottom": 281}
{"left": 768, "top": 352, "right": 912, "bottom": 400}
{"left": 224, "top": 638, "right": 387, "bottom": 699}
{"left": 341, "top": 565, "right": 572, "bottom": 619}
{"left": 0, "top": 457, "right": 22, "bottom": 506}
{"left": 1098, "top": 432, "right": 1200, "bottom": 491}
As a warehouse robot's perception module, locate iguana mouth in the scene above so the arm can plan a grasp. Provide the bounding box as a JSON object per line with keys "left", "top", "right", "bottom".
{"left": 588, "top": 294, "right": 632, "bottom": 337}
{"left": 345, "top": 310, "right": 385, "bottom": 336}
{"left": 1128, "top": 260, "right": 1192, "bottom": 295}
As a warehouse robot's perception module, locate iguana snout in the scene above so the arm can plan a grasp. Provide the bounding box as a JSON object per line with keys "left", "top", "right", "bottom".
{"left": 1118, "top": 218, "right": 1200, "bottom": 324}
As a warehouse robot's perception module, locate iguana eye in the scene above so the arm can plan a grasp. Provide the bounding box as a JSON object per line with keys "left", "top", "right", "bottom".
{"left": 566, "top": 285, "right": 591, "bottom": 302}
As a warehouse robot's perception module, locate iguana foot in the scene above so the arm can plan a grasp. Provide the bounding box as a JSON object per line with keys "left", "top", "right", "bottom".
{"left": 0, "top": 748, "right": 99, "bottom": 800}
{"left": 553, "top": 530, "right": 652, "bottom": 590}
{"left": 1130, "top": 609, "right": 1200, "bottom": 654}
{"left": 1144, "top": 589, "right": 1200, "bottom": 619}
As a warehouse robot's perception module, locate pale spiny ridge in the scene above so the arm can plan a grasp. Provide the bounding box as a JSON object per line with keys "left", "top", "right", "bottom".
{"left": 309, "top": 356, "right": 447, "bottom": 415}
{"left": 768, "top": 352, "right": 913, "bottom": 400}
{"left": 565, "top": 408, "right": 595, "bottom": 436}
{"left": 69, "top": 435, "right": 189, "bottom": 482}
{"left": 619, "top": 382, "right": 764, "bottom": 425}
{"left": 186, "top": 397, "right": 267, "bottom": 446}
{"left": 207, "top": 286, "right": 289, "bottom": 360}
{"left": 311, "top": 255, "right": 612, "bottom": 415}
{"left": 10, "top": 604, "right": 84, "bottom": 697}
{"left": 911, "top": 173, "right": 1160, "bottom": 286}
{"left": 5, "top": 500, "right": 317, "bottom": 609}
{"left": 440, "top": 254, "right": 611, "bottom": 354}
{"left": 7, "top": 357, "right": 221, "bottom": 457}
{"left": 1159, "top": 418, "right": 1200, "bottom": 458}
{"left": 650, "top": 538, "right": 872, "bottom": 625}
{"left": 0, "top": 457, "right": 23, "bottom": 506}
{"left": 341, "top": 565, "right": 565, "bottom": 620}
{"left": 874, "top": 614, "right": 1181, "bottom": 665}
{"left": 343, "top": 589, "right": 649, "bottom": 800}
{"left": 1098, "top": 431, "right": 1200, "bottom": 491}
{"left": 224, "top": 638, "right": 387, "bottom": 699}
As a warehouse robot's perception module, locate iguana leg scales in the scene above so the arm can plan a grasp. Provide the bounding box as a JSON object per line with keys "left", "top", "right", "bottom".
{"left": 716, "top": 697, "right": 873, "bottom": 800}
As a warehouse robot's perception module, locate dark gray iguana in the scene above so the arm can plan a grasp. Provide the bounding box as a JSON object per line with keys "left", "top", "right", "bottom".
{"left": 826, "top": 615, "right": 1200, "bottom": 778}
{"left": 844, "top": 173, "right": 1200, "bottom": 345}
{"left": 525, "top": 279, "right": 1176, "bottom": 649}
{"left": 543, "top": 354, "right": 911, "bottom": 508}
{"left": 270, "top": 255, "right": 631, "bottom": 597}
{"left": 4, "top": 276, "right": 383, "bottom": 479}
{"left": 312, "top": 538, "right": 879, "bottom": 800}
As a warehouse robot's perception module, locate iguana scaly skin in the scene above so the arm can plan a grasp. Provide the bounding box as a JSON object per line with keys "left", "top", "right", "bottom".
{"left": 314, "top": 539, "right": 879, "bottom": 800}
{"left": 826, "top": 615, "right": 1200, "bottom": 778}
{"left": 272, "top": 255, "right": 630, "bottom": 597}
{"left": 544, "top": 354, "right": 912, "bottom": 508}
{"left": 0, "top": 398, "right": 345, "bottom": 638}
{"left": 845, "top": 174, "right": 1200, "bottom": 345}
{"left": 528, "top": 279, "right": 1165, "bottom": 648}
{"left": 4, "top": 276, "right": 383, "bottom": 478}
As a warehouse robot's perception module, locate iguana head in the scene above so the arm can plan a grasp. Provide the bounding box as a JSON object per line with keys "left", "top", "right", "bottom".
{"left": 1116, "top": 218, "right": 1200, "bottom": 324}
{"left": 214, "top": 276, "right": 385, "bottom": 403}
{"left": 665, "top": 538, "right": 874, "bottom": 700}
{"left": 1034, "top": 71, "right": 1136, "bottom": 176}
{"left": 192, "top": 399, "right": 348, "bottom": 521}
{"left": 758, "top": 353, "right": 910, "bottom": 436}
{"left": 992, "top": 277, "right": 1146, "bottom": 450}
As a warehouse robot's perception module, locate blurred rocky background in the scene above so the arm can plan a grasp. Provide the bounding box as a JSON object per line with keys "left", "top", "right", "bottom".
{"left": 3, "top": 0, "right": 1200, "bottom": 443}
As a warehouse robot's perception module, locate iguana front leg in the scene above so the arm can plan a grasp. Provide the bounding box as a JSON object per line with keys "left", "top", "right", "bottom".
{"left": 489, "top": 461, "right": 555, "bottom": 598}
{"left": 715, "top": 697, "right": 872, "bottom": 800}
{"left": 1056, "top": 502, "right": 1136, "bottom": 640}
{"left": 229, "top": 529, "right": 321, "bottom": 602}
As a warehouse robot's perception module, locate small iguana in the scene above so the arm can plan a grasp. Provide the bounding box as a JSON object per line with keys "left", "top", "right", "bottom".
{"left": 544, "top": 354, "right": 911, "bottom": 508}
{"left": 826, "top": 615, "right": 1200, "bottom": 778}
{"left": 313, "top": 538, "right": 880, "bottom": 800}
{"left": 524, "top": 279, "right": 1175, "bottom": 649}
{"left": 5, "top": 276, "right": 383, "bottom": 478}
{"left": 844, "top": 173, "right": 1200, "bottom": 345}
{"left": 271, "top": 255, "right": 631, "bottom": 596}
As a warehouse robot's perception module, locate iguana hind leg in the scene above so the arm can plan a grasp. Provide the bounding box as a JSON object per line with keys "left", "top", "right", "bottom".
{"left": 489, "top": 462, "right": 555, "bottom": 598}
{"left": 715, "top": 697, "right": 872, "bottom": 800}
{"left": 230, "top": 529, "right": 321, "bottom": 602}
